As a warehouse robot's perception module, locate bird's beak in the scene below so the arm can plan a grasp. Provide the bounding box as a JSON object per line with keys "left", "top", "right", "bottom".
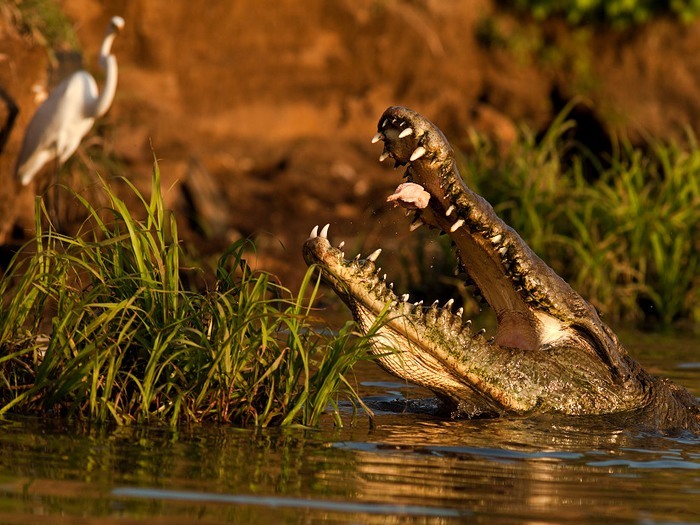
{"left": 110, "top": 16, "right": 126, "bottom": 32}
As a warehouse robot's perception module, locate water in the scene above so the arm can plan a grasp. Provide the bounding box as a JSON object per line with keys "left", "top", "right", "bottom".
{"left": 0, "top": 335, "right": 697, "bottom": 524}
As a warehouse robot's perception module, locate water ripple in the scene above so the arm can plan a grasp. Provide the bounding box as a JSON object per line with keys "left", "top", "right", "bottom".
{"left": 112, "top": 487, "right": 470, "bottom": 517}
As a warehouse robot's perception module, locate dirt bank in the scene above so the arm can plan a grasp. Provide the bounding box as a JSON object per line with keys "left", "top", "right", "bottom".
{"left": 2, "top": 0, "right": 700, "bottom": 285}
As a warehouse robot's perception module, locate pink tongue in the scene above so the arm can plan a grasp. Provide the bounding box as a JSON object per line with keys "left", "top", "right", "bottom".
{"left": 494, "top": 312, "right": 539, "bottom": 351}
{"left": 386, "top": 182, "right": 430, "bottom": 210}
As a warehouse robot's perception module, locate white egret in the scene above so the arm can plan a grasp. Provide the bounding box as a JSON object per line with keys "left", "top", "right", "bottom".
{"left": 15, "top": 16, "right": 125, "bottom": 186}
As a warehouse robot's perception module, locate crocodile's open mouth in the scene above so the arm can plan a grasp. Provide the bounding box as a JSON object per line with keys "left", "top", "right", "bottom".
{"left": 302, "top": 107, "right": 630, "bottom": 416}
{"left": 305, "top": 106, "right": 585, "bottom": 355}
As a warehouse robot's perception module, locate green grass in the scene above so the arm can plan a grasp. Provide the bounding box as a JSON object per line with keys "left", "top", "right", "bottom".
{"left": 0, "top": 164, "right": 378, "bottom": 427}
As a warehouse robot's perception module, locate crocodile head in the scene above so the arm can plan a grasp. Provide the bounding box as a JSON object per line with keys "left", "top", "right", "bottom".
{"left": 303, "top": 107, "right": 698, "bottom": 426}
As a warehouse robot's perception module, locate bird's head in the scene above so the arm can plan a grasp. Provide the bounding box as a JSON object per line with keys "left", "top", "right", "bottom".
{"left": 110, "top": 16, "right": 125, "bottom": 33}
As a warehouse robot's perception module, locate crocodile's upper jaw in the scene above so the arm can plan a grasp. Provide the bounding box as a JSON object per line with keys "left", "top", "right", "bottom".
{"left": 302, "top": 106, "right": 647, "bottom": 417}
{"left": 378, "top": 110, "right": 564, "bottom": 352}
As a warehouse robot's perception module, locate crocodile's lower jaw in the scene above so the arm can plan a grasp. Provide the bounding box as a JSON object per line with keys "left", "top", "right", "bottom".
{"left": 302, "top": 224, "right": 620, "bottom": 418}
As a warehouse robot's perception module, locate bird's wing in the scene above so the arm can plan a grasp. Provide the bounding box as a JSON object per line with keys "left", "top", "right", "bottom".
{"left": 15, "top": 72, "right": 98, "bottom": 184}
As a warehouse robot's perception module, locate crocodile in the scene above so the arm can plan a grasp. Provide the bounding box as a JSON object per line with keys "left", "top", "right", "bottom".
{"left": 303, "top": 106, "right": 700, "bottom": 431}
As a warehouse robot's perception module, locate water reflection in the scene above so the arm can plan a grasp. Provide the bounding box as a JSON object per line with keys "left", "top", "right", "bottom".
{"left": 0, "top": 345, "right": 696, "bottom": 523}
{"left": 329, "top": 416, "right": 700, "bottom": 523}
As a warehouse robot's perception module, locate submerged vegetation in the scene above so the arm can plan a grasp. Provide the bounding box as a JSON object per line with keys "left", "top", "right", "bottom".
{"left": 0, "top": 165, "right": 378, "bottom": 427}
{"left": 460, "top": 112, "right": 700, "bottom": 328}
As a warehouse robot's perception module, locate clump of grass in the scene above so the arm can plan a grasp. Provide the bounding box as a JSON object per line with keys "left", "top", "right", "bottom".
{"left": 0, "top": 165, "right": 377, "bottom": 427}
{"left": 460, "top": 113, "right": 700, "bottom": 329}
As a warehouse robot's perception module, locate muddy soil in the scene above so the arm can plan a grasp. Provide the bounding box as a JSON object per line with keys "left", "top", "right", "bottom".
{"left": 2, "top": 0, "right": 700, "bottom": 287}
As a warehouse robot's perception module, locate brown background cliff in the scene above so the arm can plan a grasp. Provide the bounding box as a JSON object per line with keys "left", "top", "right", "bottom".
{"left": 2, "top": 0, "right": 700, "bottom": 286}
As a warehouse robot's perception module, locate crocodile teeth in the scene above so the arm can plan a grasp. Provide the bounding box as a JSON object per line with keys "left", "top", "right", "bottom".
{"left": 449, "top": 219, "right": 465, "bottom": 232}
{"left": 445, "top": 205, "right": 455, "bottom": 217}
{"left": 307, "top": 224, "right": 331, "bottom": 240}
{"left": 401, "top": 294, "right": 410, "bottom": 302}
{"left": 456, "top": 307, "right": 463, "bottom": 317}
{"left": 379, "top": 152, "right": 390, "bottom": 162}
{"left": 410, "top": 219, "right": 424, "bottom": 231}
{"left": 398, "top": 128, "right": 413, "bottom": 138}
{"left": 491, "top": 234, "right": 503, "bottom": 245}
{"left": 338, "top": 241, "right": 345, "bottom": 250}
{"left": 409, "top": 146, "right": 426, "bottom": 161}
{"left": 444, "top": 298, "right": 454, "bottom": 309}
{"left": 367, "top": 248, "right": 382, "bottom": 262}
{"left": 381, "top": 118, "right": 389, "bottom": 129}
{"left": 371, "top": 132, "right": 383, "bottom": 144}
{"left": 498, "top": 246, "right": 508, "bottom": 256}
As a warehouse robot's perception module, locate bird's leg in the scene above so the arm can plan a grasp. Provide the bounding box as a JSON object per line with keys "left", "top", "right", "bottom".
{"left": 50, "top": 145, "right": 63, "bottom": 232}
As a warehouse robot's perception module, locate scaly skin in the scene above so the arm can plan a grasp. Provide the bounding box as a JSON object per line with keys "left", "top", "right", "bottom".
{"left": 303, "top": 106, "right": 700, "bottom": 431}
